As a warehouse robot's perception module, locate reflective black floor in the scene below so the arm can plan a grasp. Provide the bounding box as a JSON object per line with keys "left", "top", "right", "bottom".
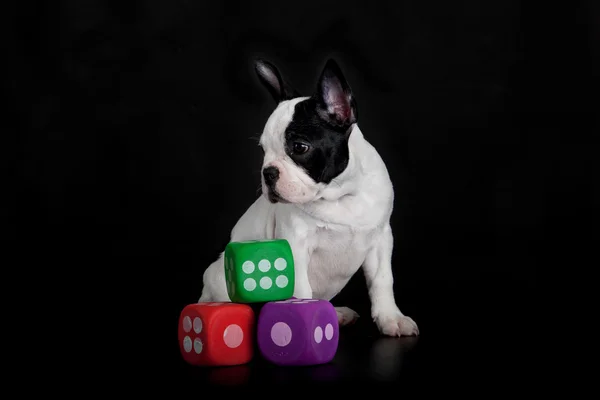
{"left": 167, "top": 278, "right": 537, "bottom": 392}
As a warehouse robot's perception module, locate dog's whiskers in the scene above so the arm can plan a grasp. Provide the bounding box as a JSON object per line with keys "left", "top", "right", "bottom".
{"left": 248, "top": 133, "right": 263, "bottom": 144}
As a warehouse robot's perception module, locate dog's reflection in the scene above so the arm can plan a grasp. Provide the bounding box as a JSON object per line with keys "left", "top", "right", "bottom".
{"left": 367, "top": 336, "right": 419, "bottom": 380}
{"left": 207, "top": 365, "right": 250, "bottom": 385}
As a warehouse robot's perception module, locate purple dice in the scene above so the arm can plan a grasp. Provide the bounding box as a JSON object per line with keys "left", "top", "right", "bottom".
{"left": 256, "top": 298, "right": 339, "bottom": 366}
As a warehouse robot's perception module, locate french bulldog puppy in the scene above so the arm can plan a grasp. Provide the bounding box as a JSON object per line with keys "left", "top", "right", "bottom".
{"left": 199, "top": 58, "right": 419, "bottom": 337}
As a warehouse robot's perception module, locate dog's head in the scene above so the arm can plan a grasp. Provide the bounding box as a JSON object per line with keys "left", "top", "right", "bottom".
{"left": 254, "top": 58, "right": 358, "bottom": 204}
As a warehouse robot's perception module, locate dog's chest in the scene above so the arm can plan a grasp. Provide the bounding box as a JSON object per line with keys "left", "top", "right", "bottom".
{"left": 308, "top": 224, "right": 373, "bottom": 278}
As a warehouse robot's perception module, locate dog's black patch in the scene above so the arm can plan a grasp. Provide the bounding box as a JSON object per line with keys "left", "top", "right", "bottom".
{"left": 284, "top": 59, "right": 357, "bottom": 184}
{"left": 284, "top": 97, "right": 352, "bottom": 184}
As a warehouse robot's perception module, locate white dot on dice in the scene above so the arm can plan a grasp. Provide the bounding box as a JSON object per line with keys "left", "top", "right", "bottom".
{"left": 183, "top": 316, "right": 192, "bottom": 332}
{"left": 274, "top": 258, "right": 287, "bottom": 271}
{"left": 275, "top": 275, "right": 288, "bottom": 288}
{"left": 314, "top": 326, "right": 323, "bottom": 343}
{"left": 271, "top": 322, "right": 292, "bottom": 347}
{"left": 223, "top": 324, "right": 244, "bottom": 348}
{"left": 260, "top": 276, "right": 273, "bottom": 289}
{"left": 194, "top": 337, "right": 203, "bottom": 354}
{"left": 183, "top": 336, "right": 192, "bottom": 352}
{"left": 242, "top": 261, "right": 255, "bottom": 274}
{"left": 325, "top": 323, "right": 334, "bottom": 340}
{"left": 258, "top": 259, "right": 271, "bottom": 272}
{"left": 244, "top": 278, "right": 257, "bottom": 291}
{"left": 193, "top": 317, "right": 203, "bottom": 333}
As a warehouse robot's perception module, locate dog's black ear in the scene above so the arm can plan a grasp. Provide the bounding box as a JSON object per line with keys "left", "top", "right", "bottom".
{"left": 315, "top": 59, "right": 357, "bottom": 130}
{"left": 254, "top": 59, "right": 300, "bottom": 104}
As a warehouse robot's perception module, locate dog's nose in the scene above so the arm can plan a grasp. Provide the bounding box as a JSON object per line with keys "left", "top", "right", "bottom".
{"left": 262, "top": 166, "right": 280, "bottom": 186}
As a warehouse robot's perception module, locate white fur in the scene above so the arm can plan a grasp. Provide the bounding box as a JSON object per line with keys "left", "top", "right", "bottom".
{"left": 200, "top": 98, "right": 419, "bottom": 337}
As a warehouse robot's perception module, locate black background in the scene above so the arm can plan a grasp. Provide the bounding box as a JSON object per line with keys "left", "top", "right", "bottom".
{"left": 7, "top": 0, "right": 596, "bottom": 390}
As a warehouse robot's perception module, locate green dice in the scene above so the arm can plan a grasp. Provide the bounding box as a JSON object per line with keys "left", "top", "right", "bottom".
{"left": 224, "top": 239, "right": 295, "bottom": 303}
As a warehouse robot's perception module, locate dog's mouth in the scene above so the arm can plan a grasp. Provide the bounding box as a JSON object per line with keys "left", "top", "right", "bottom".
{"left": 267, "top": 189, "right": 289, "bottom": 204}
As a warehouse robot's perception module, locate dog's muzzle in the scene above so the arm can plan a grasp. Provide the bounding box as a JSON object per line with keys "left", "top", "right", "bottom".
{"left": 262, "top": 166, "right": 289, "bottom": 203}
{"left": 267, "top": 191, "right": 284, "bottom": 203}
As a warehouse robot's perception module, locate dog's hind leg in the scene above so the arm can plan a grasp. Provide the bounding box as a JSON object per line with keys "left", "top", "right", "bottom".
{"left": 335, "top": 306, "right": 360, "bottom": 326}
{"left": 198, "top": 253, "right": 231, "bottom": 302}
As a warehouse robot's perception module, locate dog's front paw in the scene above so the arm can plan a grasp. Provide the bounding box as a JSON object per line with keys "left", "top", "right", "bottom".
{"left": 375, "top": 314, "right": 419, "bottom": 337}
{"left": 335, "top": 307, "right": 360, "bottom": 326}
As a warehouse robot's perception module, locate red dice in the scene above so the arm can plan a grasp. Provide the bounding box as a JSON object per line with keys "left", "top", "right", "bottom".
{"left": 178, "top": 302, "right": 255, "bottom": 366}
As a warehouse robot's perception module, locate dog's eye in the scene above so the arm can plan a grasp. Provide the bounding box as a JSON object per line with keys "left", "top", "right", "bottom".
{"left": 292, "top": 142, "right": 310, "bottom": 155}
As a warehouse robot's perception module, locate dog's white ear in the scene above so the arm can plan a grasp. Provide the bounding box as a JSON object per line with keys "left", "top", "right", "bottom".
{"left": 316, "top": 59, "right": 357, "bottom": 130}
{"left": 254, "top": 59, "right": 300, "bottom": 104}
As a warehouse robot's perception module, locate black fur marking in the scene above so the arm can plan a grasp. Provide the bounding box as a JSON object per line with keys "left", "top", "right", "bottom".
{"left": 285, "top": 97, "right": 351, "bottom": 184}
